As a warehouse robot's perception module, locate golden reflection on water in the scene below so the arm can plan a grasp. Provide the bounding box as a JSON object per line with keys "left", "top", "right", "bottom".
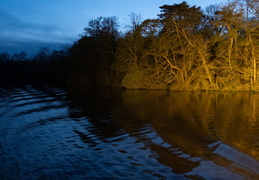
{"left": 114, "top": 90, "right": 259, "bottom": 178}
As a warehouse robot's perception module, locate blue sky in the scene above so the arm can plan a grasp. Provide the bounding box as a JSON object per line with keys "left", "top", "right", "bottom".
{"left": 0, "top": 0, "right": 226, "bottom": 55}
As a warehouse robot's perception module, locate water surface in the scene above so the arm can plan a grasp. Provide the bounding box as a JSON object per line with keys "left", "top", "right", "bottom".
{"left": 0, "top": 86, "right": 259, "bottom": 179}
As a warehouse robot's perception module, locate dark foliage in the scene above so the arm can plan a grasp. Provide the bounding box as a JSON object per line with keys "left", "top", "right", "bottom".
{"left": 0, "top": 50, "right": 69, "bottom": 85}
{"left": 2, "top": 1, "right": 259, "bottom": 91}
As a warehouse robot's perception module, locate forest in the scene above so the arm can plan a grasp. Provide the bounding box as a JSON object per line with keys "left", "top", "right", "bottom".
{"left": 1, "top": 0, "right": 259, "bottom": 91}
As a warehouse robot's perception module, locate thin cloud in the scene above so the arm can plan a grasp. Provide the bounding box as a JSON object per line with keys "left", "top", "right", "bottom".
{"left": 0, "top": 10, "right": 71, "bottom": 44}
{"left": 0, "top": 10, "right": 75, "bottom": 54}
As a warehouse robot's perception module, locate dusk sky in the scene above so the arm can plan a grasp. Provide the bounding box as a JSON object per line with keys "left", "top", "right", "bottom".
{"left": 0, "top": 0, "right": 226, "bottom": 55}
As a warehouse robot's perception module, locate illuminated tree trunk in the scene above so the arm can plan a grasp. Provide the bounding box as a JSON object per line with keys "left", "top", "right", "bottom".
{"left": 180, "top": 27, "right": 215, "bottom": 89}
{"left": 228, "top": 38, "right": 234, "bottom": 71}
{"left": 198, "top": 47, "right": 215, "bottom": 88}
{"left": 248, "top": 32, "right": 257, "bottom": 85}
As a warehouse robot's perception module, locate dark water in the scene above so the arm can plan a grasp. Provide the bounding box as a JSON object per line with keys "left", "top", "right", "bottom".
{"left": 1, "top": 86, "right": 259, "bottom": 180}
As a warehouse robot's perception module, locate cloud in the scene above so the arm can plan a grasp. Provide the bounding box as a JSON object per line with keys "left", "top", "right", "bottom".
{"left": 0, "top": 10, "right": 75, "bottom": 54}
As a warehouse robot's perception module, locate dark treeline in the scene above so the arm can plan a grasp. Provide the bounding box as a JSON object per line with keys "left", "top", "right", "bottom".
{"left": 0, "top": 48, "right": 69, "bottom": 85}
{"left": 2, "top": 0, "right": 259, "bottom": 91}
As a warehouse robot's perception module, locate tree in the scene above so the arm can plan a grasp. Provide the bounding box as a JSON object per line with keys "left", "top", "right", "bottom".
{"left": 245, "top": 0, "right": 259, "bottom": 18}
{"left": 159, "top": 1, "right": 203, "bottom": 34}
{"left": 69, "top": 16, "right": 120, "bottom": 86}
{"left": 84, "top": 16, "right": 119, "bottom": 39}
{"left": 141, "top": 19, "right": 163, "bottom": 37}
{"left": 33, "top": 47, "right": 51, "bottom": 62}
{"left": 126, "top": 13, "right": 143, "bottom": 33}
{"left": 209, "top": 0, "right": 259, "bottom": 89}
{"left": 12, "top": 51, "right": 28, "bottom": 61}
{"left": 112, "top": 14, "right": 148, "bottom": 89}
{"left": 0, "top": 52, "right": 11, "bottom": 63}
{"left": 155, "top": 1, "right": 217, "bottom": 90}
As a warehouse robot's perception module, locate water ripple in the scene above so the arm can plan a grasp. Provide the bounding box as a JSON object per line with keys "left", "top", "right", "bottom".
{"left": 1, "top": 87, "right": 259, "bottom": 179}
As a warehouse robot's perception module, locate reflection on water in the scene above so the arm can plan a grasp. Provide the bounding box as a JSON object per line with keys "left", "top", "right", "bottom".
{"left": 0, "top": 86, "right": 259, "bottom": 179}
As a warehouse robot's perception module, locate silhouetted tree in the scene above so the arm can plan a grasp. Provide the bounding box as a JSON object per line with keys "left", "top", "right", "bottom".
{"left": 11, "top": 51, "right": 28, "bottom": 61}
{"left": 3, "top": 0, "right": 259, "bottom": 91}
{"left": 68, "top": 16, "right": 120, "bottom": 86}
{"left": 0, "top": 52, "right": 11, "bottom": 63}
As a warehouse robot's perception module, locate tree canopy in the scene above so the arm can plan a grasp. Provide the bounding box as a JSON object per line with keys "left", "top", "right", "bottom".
{"left": 2, "top": 0, "right": 259, "bottom": 91}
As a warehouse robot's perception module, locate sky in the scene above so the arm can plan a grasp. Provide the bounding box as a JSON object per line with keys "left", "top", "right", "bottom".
{"left": 0, "top": 0, "right": 227, "bottom": 55}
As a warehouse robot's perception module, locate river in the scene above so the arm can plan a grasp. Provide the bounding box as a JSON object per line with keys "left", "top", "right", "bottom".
{"left": 0, "top": 85, "right": 259, "bottom": 179}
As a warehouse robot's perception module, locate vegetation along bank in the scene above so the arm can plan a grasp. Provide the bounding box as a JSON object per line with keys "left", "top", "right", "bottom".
{"left": 1, "top": 1, "right": 259, "bottom": 91}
